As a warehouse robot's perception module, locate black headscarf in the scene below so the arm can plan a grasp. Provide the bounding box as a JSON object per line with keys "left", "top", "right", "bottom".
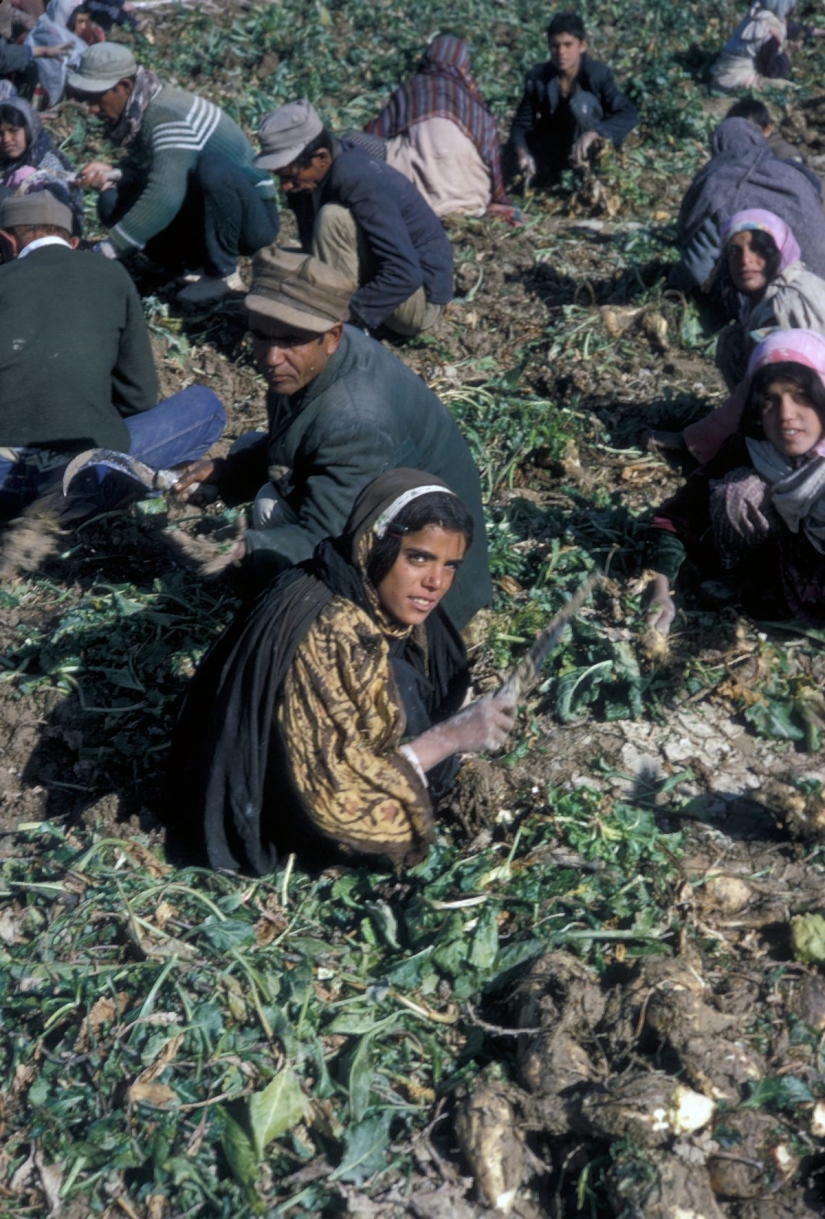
{"left": 167, "top": 470, "right": 470, "bottom": 875}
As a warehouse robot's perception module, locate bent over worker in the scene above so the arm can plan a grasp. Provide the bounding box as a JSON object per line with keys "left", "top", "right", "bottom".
{"left": 68, "top": 43, "right": 279, "bottom": 305}
{"left": 255, "top": 99, "right": 453, "bottom": 337}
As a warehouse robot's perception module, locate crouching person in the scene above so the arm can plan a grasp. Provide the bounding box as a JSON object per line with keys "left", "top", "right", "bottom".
{"left": 645, "top": 330, "right": 825, "bottom": 636}
{"left": 167, "top": 470, "right": 516, "bottom": 874}
{"left": 68, "top": 44, "right": 279, "bottom": 305}
{"left": 0, "top": 190, "right": 225, "bottom": 517}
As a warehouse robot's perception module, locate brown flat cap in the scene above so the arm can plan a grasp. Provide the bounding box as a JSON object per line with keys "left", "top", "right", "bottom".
{"left": 245, "top": 247, "right": 355, "bottom": 332}
{"left": 0, "top": 191, "right": 73, "bottom": 232}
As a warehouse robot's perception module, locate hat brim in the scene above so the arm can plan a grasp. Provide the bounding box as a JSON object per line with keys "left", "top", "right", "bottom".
{"left": 244, "top": 291, "right": 342, "bottom": 334}
{"left": 66, "top": 71, "right": 125, "bottom": 94}
{"left": 253, "top": 144, "right": 305, "bottom": 171}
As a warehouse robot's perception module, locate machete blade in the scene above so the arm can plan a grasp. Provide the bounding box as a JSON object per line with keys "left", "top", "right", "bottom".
{"left": 62, "top": 449, "right": 161, "bottom": 496}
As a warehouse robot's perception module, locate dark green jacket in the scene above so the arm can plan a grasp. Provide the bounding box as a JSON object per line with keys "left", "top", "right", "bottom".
{"left": 235, "top": 327, "right": 491, "bottom": 629}
{"left": 0, "top": 243, "right": 158, "bottom": 452}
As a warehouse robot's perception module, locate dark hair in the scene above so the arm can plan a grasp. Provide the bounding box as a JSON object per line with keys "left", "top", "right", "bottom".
{"left": 0, "top": 104, "right": 27, "bottom": 129}
{"left": 66, "top": 7, "right": 91, "bottom": 33}
{"left": 720, "top": 226, "right": 781, "bottom": 295}
{"left": 725, "top": 97, "right": 771, "bottom": 130}
{"left": 366, "top": 491, "right": 474, "bottom": 587}
{"left": 547, "top": 12, "right": 587, "bottom": 40}
{"left": 293, "top": 129, "right": 334, "bottom": 169}
{"left": 742, "top": 361, "right": 825, "bottom": 439}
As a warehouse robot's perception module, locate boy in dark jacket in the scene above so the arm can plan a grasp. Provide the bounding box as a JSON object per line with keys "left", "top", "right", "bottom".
{"left": 505, "top": 11, "right": 637, "bottom": 186}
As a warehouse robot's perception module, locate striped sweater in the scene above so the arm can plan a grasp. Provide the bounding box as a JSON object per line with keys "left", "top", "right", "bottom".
{"left": 110, "top": 83, "right": 276, "bottom": 254}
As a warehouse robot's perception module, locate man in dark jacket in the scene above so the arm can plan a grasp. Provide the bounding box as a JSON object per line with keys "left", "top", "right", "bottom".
{"left": 173, "top": 247, "right": 489, "bottom": 629}
{"left": 254, "top": 99, "right": 453, "bottom": 337}
{"left": 506, "top": 11, "right": 638, "bottom": 185}
{"left": 0, "top": 190, "right": 225, "bottom": 517}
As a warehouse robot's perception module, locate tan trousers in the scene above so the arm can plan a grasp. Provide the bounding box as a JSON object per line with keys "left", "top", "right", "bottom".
{"left": 312, "top": 203, "right": 444, "bottom": 336}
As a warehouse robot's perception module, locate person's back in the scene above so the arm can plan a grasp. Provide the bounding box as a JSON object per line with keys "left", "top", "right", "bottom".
{"left": 672, "top": 117, "right": 825, "bottom": 291}
{"left": 0, "top": 241, "right": 155, "bottom": 450}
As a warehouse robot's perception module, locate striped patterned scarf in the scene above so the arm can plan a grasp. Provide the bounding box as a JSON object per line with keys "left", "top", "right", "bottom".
{"left": 109, "top": 66, "right": 162, "bottom": 149}
{"left": 365, "top": 35, "right": 508, "bottom": 205}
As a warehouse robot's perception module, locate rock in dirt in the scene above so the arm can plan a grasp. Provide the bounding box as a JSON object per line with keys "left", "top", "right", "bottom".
{"left": 454, "top": 1083, "right": 527, "bottom": 1213}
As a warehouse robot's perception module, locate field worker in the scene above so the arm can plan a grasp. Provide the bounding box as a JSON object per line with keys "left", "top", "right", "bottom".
{"left": 47, "top": 0, "right": 104, "bottom": 45}
{"left": 0, "top": 190, "right": 225, "bottom": 518}
{"left": 670, "top": 117, "right": 825, "bottom": 294}
{"left": 254, "top": 99, "right": 453, "bottom": 337}
{"left": 68, "top": 43, "right": 280, "bottom": 305}
{"left": 172, "top": 248, "right": 491, "bottom": 629}
{"left": 504, "top": 10, "right": 637, "bottom": 187}
{"left": 168, "top": 470, "right": 515, "bottom": 875}
{"left": 364, "top": 35, "right": 519, "bottom": 223}
{"left": 711, "top": 1, "right": 825, "bottom": 93}
{"left": 0, "top": 0, "right": 71, "bottom": 93}
{"left": 0, "top": 93, "right": 84, "bottom": 234}
{"left": 645, "top": 331, "right": 825, "bottom": 637}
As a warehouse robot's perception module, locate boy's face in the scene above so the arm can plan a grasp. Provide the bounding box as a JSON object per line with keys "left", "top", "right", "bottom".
{"left": 548, "top": 32, "right": 587, "bottom": 76}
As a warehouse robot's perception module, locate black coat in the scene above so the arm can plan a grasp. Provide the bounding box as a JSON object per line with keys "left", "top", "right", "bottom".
{"left": 288, "top": 140, "right": 453, "bottom": 329}
{"left": 508, "top": 54, "right": 638, "bottom": 157}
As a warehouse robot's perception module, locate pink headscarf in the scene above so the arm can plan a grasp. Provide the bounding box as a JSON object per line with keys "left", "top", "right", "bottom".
{"left": 746, "top": 328, "right": 825, "bottom": 384}
{"left": 721, "top": 208, "right": 802, "bottom": 274}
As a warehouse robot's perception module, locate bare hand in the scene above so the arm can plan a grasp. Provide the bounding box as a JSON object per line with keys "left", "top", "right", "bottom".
{"left": 517, "top": 148, "right": 537, "bottom": 180}
{"left": 77, "top": 161, "right": 117, "bottom": 191}
{"left": 32, "top": 42, "right": 74, "bottom": 58}
{"left": 172, "top": 457, "right": 223, "bottom": 504}
{"left": 571, "top": 130, "right": 601, "bottom": 169}
{"left": 645, "top": 573, "right": 676, "bottom": 637}
{"left": 451, "top": 691, "right": 517, "bottom": 753}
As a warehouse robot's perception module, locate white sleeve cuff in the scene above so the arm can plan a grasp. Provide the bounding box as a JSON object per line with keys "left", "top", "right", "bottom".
{"left": 399, "top": 744, "right": 428, "bottom": 787}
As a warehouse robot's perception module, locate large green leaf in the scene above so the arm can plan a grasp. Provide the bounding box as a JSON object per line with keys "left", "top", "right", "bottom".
{"left": 330, "top": 1113, "right": 392, "bottom": 1185}
{"left": 248, "top": 1069, "right": 307, "bottom": 1159}
{"left": 218, "top": 1108, "right": 259, "bottom": 1192}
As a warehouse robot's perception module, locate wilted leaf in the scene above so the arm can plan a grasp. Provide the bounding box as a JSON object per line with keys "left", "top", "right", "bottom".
{"left": 128, "top": 1081, "right": 178, "bottom": 1106}
{"left": 248, "top": 1069, "right": 307, "bottom": 1158}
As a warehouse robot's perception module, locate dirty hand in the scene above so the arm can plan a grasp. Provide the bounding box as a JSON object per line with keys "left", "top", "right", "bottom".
{"left": 77, "top": 161, "right": 116, "bottom": 191}
{"left": 645, "top": 573, "right": 676, "bottom": 637}
{"left": 517, "top": 149, "right": 536, "bottom": 179}
{"left": 571, "top": 130, "right": 601, "bottom": 168}
{"left": 445, "top": 690, "right": 518, "bottom": 755}
{"left": 172, "top": 457, "right": 224, "bottom": 504}
{"left": 32, "top": 42, "right": 74, "bottom": 58}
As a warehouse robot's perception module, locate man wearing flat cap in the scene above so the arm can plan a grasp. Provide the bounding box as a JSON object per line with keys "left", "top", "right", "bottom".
{"left": 68, "top": 43, "right": 279, "bottom": 305}
{"left": 174, "top": 246, "right": 489, "bottom": 629}
{"left": 254, "top": 99, "right": 453, "bottom": 338}
{"left": 0, "top": 190, "right": 225, "bottom": 516}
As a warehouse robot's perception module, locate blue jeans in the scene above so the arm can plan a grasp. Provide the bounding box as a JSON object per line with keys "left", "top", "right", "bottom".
{"left": 0, "top": 385, "right": 226, "bottom": 519}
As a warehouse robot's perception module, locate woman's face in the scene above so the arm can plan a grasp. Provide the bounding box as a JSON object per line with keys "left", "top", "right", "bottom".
{"left": 726, "top": 231, "right": 770, "bottom": 296}
{"left": 72, "top": 12, "right": 92, "bottom": 36}
{"left": 0, "top": 122, "right": 27, "bottom": 162}
{"left": 761, "top": 377, "right": 825, "bottom": 456}
{"left": 376, "top": 525, "right": 467, "bottom": 626}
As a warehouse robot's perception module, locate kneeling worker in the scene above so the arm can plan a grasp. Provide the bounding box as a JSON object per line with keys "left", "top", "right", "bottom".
{"left": 254, "top": 100, "right": 453, "bottom": 337}
{"left": 173, "top": 247, "right": 489, "bottom": 629}
{"left": 68, "top": 43, "right": 279, "bottom": 305}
